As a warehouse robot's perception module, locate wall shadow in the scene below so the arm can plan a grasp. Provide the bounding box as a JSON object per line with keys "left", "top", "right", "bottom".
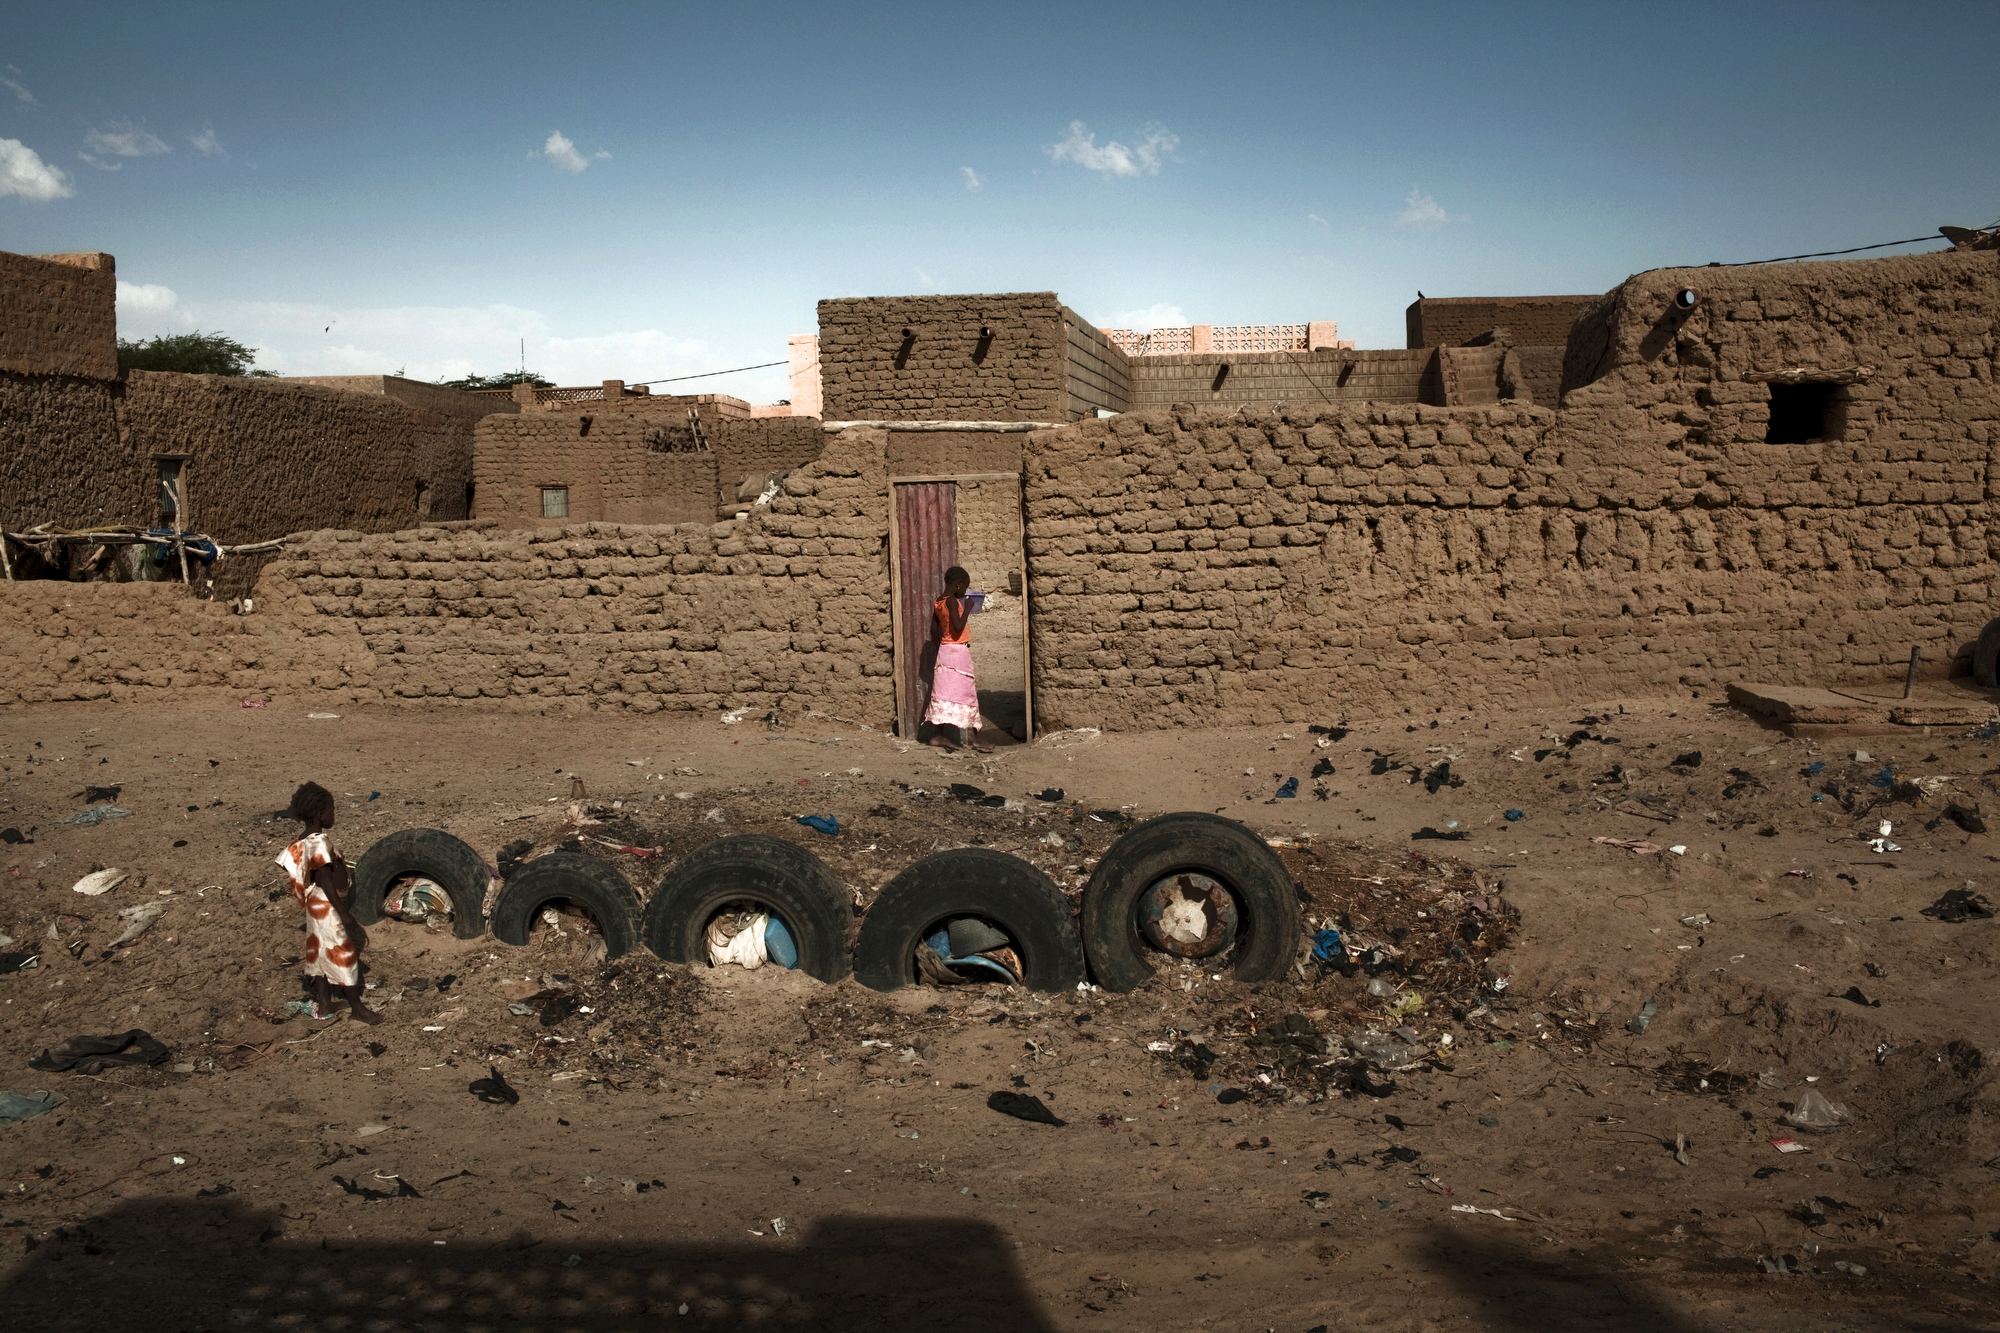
{"left": 2, "top": 1197, "right": 1057, "bottom": 1332}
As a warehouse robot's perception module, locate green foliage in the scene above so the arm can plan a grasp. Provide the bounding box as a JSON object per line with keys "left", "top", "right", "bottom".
{"left": 117, "top": 330, "right": 266, "bottom": 376}
{"left": 440, "top": 371, "right": 555, "bottom": 390}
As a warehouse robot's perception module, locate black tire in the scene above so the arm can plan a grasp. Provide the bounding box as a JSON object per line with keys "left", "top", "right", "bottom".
{"left": 1081, "top": 812, "right": 1301, "bottom": 992}
{"left": 350, "top": 828, "right": 490, "bottom": 941}
{"left": 855, "top": 849, "right": 1083, "bottom": 993}
{"left": 1976, "top": 617, "right": 2000, "bottom": 688}
{"left": 642, "top": 835, "right": 854, "bottom": 983}
{"left": 489, "top": 852, "right": 641, "bottom": 961}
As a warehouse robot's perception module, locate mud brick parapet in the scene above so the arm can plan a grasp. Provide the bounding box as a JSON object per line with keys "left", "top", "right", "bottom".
{"left": 0, "top": 251, "right": 118, "bottom": 380}
{"left": 818, "top": 293, "right": 1069, "bottom": 422}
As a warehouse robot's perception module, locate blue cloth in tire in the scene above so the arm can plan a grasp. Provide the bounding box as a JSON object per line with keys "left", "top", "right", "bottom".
{"left": 765, "top": 917, "right": 799, "bottom": 969}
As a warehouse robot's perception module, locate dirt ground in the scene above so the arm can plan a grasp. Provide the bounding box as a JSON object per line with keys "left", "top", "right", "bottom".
{"left": 1, "top": 691, "right": 1997, "bottom": 1331}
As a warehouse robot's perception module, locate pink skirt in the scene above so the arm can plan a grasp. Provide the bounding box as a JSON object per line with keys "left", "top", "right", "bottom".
{"left": 924, "top": 642, "right": 981, "bottom": 730}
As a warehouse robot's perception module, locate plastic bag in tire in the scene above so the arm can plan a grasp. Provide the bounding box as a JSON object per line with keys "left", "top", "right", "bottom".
{"left": 642, "top": 834, "right": 853, "bottom": 983}
{"left": 489, "top": 852, "right": 642, "bottom": 961}
{"left": 855, "top": 848, "right": 1084, "bottom": 993}
{"left": 350, "top": 828, "right": 492, "bottom": 941}
{"left": 1080, "top": 812, "right": 1301, "bottom": 992}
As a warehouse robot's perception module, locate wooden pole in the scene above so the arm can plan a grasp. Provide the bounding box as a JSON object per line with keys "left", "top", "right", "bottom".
{"left": 0, "top": 534, "right": 14, "bottom": 582}
{"left": 1904, "top": 645, "right": 1921, "bottom": 699}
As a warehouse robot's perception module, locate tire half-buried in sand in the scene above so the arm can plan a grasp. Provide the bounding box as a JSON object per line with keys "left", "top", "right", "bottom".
{"left": 488, "top": 851, "right": 642, "bottom": 961}
{"left": 350, "top": 827, "right": 491, "bottom": 941}
{"left": 854, "top": 848, "right": 1084, "bottom": 993}
{"left": 1080, "top": 812, "right": 1301, "bottom": 992}
{"left": 642, "top": 834, "right": 854, "bottom": 982}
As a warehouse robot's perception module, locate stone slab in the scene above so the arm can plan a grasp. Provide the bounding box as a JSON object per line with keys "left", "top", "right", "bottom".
{"left": 1726, "top": 683, "right": 1885, "bottom": 725}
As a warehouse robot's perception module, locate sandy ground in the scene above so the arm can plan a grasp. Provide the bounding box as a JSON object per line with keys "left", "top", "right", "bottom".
{"left": 1, "top": 692, "right": 1997, "bottom": 1331}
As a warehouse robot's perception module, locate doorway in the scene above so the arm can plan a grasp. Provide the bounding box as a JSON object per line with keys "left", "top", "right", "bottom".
{"left": 889, "top": 475, "right": 1032, "bottom": 743}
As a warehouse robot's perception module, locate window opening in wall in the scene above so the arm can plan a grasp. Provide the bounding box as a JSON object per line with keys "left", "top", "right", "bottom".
{"left": 542, "top": 486, "right": 569, "bottom": 519}
{"left": 1766, "top": 382, "right": 1836, "bottom": 444}
{"left": 155, "top": 458, "right": 185, "bottom": 528}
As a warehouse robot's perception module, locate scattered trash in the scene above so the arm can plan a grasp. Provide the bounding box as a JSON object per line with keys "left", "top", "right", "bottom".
{"left": 1852, "top": 750, "right": 1871, "bottom": 762}
{"left": 1939, "top": 803, "right": 1987, "bottom": 834}
{"left": 1802, "top": 761, "right": 1824, "bottom": 776}
{"left": 469, "top": 1065, "right": 519, "bottom": 1105}
{"left": 1310, "top": 928, "right": 1343, "bottom": 961}
{"left": 507, "top": 1002, "right": 535, "bottom": 1017}
{"left": 53, "top": 806, "right": 133, "bottom": 828}
{"left": 384, "top": 876, "right": 454, "bottom": 923}
{"left": 1503, "top": 809, "right": 1525, "bottom": 822}
{"left": 1274, "top": 777, "right": 1298, "bottom": 800}
{"left": 1036, "top": 788, "right": 1065, "bottom": 802}
{"left": 1921, "top": 887, "right": 1995, "bottom": 922}
{"left": 706, "top": 911, "right": 799, "bottom": 971}
{"left": 1833, "top": 1260, "right": 1868, "bottom": 1277}
{"left": 0, "top": 952, "right": 41, "bottom": 974}
{"left": 988, "top": 1091, "right": 1065, "bottom": 1126}
{"left": 29, "top": 1029, "right": 170, "bottom": 1075}
{"left": 1769, "top": 1136, "right": 1810, "bottom": 1154}
{"left": 771, "top": 1217, "right": 787, "bottom": 1236}
{"left": 1627, "top": 997, "right": 1658, "bottom": 1035}
{"left": 1784, "top": 1088, "right": 1855, "bottom": 1132}
{"left": 1680, "top": 914, "right": 1712, "bottom": 928}
{"left": 71, "top": 868, "right": 130, "bottom": 896}
{"left": 1867, "top": 820, "right": 1900, "bottom": 854}
{"left": 1592, "top": 837, "right": 1665, "bottom": 855}
{"left": 73, "top": 784, "right": 121, "bottom": 804}
{"left": 795, "top": 814, "right": 839, "bottom": 836}
{"left": 1348, "top": 1028, "right": 1420, "bottom": 1070}
{"left": 240, "top": 698, "right": 268, "bottom": 708}
{"left": 1871, "top": 766, "right": 1898, "bottom": 789}
{"left": 1670, "top": 751, "right": 1703, "bottom": 768}
{"left": 1759, "top": 1254, "right": 1799, "bottom": 1275}
{"left": 1668, "top": 845, "right": 1687, "bottom": 855}
{"left": 0, "top": 827, "right": 27, "bottom": 844}
{"left": 307, "top": 713, "right": 341, "bottom": 720}
{"left": 1411, "top": 826, "right": 1467, "bottom": 841}
{"left": 703, "top": 808, "right": 727, "bottom": 823}
{"left": 1449, "top": 1204, "right": 1515, "bottom": 1220}
{"left": 0, "top": 1089, "right": 66, "bottom": 1126}
{"left": 109, "top": 900, "right": 170, "bottom": 947}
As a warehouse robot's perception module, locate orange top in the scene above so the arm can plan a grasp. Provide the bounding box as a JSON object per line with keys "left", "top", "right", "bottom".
{"left": 934, "top": 595, "right": 972, "bottom": 645}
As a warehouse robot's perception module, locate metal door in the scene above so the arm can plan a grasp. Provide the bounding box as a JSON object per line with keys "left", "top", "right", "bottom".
{"left": 890, "top": 481, "right": 958, "bottom": 737}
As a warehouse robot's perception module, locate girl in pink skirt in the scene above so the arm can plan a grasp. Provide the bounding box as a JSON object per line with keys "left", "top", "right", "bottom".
{"left": 924, "top": 566, "right": 990, "bottom": 753}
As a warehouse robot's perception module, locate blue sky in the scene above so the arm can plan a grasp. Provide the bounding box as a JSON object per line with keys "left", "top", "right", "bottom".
{"left": 4, "top": 1, "right": 1995, "bottom": 404}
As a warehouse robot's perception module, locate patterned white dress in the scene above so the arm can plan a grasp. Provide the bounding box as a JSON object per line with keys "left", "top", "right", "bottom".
{"left": 277, "top": 832, "right": 359, "bottom": 986}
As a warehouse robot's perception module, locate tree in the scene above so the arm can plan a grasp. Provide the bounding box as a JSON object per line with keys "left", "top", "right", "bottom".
{"left": 440, "top": 370, "right": 555, "bottom": 390}
{"left": 117, "top": 330, "right": 273, "bottom": 376}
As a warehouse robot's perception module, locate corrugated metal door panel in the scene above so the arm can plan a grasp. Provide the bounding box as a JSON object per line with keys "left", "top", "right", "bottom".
{"left": 894, "top": 481, "right": 957, "bottom": 735}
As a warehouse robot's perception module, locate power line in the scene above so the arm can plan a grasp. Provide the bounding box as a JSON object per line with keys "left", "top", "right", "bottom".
{"left": 632, "top": 360, "right": 786, "bottom": 387}
{"left": 1707, "top": 234, "right": 1943, "bottom": 267}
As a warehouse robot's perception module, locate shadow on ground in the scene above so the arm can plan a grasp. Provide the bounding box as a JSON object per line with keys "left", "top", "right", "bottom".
{"left": 1, "top": 1198, "right": 1056, "bottom": 1331}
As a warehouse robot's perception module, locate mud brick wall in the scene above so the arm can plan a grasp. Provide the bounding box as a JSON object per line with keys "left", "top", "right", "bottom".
{"left": 1126, "top": 348, "right": 1439, "bottom": 410}
{"left": 0, "top": 370, "right": 127, "bottom": 535}
{"left": 270, "top": 374, "right": 517, "bottom": 422}
{"left": 473, "top": 412, "right": 719, "bottom": 527}
{"left": 1063, "top": 308, "right": 1131, "bottom": 418}
{"left": 0, "top": 581, "right": 375, "bottom": 705}
{"left": 1026, "top": 250, "right": 2000, "bottom": 730}
{"left": 242, "top": 428, "right": 899, "bottom": 718}
{"left": 0, "top": 250, "right": 118, "bottom": 380}
{"left": 1406, "top": 295, "right": 1599, "bottom": 350}
{"left": 817, "top": 293, "right": 1068, "bottom": 422}
{"left": 712, "top": 415, "right": 828, "bottom": 509}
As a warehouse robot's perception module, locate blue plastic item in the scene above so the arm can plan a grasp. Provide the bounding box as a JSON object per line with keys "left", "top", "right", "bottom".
{"left": 764, "top": 916, "right": 799, "bottom": 969}
{"left": 1871, "top": 766, "right": 1896, "bottom": 789}
{"left": 1804, "top": 761, "right": 1825, "bottom": 776}
{"left": 1812, "top": 794, "right": 1826, "bottom": 802}
{"left": 923, "top": 925, "right": 1017, "bottom": 981}
{"left": 796, "top": 814, "right": 839, "bottom": 836}
{"left": 1504, "top": 808, "right": 1525, "bottom": 822}
{"left": 1311, "top": 928, "right": 1344, "bottom": 961}
{"left": 1274, "top": 777, "right": 1299, "bottom": 799}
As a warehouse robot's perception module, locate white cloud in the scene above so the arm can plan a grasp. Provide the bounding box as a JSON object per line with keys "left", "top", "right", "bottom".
{"left": 1307, "top": 212, "right": 1328, "bottom": 228}
{"left": 81, "top": 122, "right": 171, "bottom": 170}
{"left": 1102, "top": 302, "right": 1187, "bottom": 332}
{"left": 1397, "top": 187, "right": 1467, "bottom": 229}
{"left": 0, "top": 137, "right": 73, "bottom": 201}
{"left": 188, "top": 124, "right": 225, "bottom": 156}
{"left": 1, "top": 66, "right": 35, "bottom": 105}
{"left": 540, "top": 131, "right": 589, "bottom": 173}
{"left": 117, "top": 280, "right": 184, "bottom": 316}
{"left": 594, "top": 149, "right": 611, "bottom": 160}
{"left": 1047, "top": 120, "right": 1178, "bottom": 179}
{"left": 960, "top": 166, "right": 982, "bottom": 192}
